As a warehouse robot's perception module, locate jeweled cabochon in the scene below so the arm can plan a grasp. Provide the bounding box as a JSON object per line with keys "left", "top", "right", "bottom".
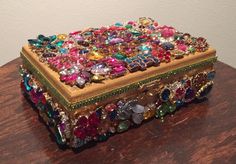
{"left": 20, "top": 17, "right": 216, "bottom": 148}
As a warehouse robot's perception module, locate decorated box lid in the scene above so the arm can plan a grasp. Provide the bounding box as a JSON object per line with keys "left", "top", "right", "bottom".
{"left": 21, "top": 17, "right": 216, "bottom": 111}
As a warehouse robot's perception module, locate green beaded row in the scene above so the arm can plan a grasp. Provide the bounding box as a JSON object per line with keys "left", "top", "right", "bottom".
{"left": 20, "top": 52, "right": 217, "bottom": 111}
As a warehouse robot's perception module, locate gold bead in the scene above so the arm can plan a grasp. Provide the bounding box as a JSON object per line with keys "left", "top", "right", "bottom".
{"left": 87, "top": 51, "right": 105, "bottom": 60}
{"left": 57, "top": 34, "right": 67, "bottom": 40}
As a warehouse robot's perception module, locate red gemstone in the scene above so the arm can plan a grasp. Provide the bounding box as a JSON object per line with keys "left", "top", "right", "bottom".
{"left": 20, "top": 82, "right": 26, "bottom": 92}
{"left": 29, "top": 90, "right": 38, "bottom": 104}
{"left": 185, "top": 80, "right": 191, "bottom": 88}
{"left": 86, "top": 126, "right": 98, "bottom": 137}
{"left": 176, "top": 88, "right": 185, "bottom": 99}
{"left": 77, "top": 116, "right": 88, "bottom": 128}
{"left": 88, "top": 113, "right": 100, "bottom": 127}
{"left": 74, "top": 127, "right": 86, "bottom": 140}
{"left": 151, "top": 50, "right": 158, "bottom": 56}
{"left": 41, "top": 95, "right": 47, "bottom": 105}
{"left": 69, "top": 31, "right": 81, "bottom": 36}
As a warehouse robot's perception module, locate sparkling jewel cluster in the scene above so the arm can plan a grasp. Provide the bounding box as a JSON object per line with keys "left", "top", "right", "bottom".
{"left": 19, "top": 66, "right": 214, "bottom": 148}
{"left": 28, "top": 17, "right": 209, "bottom": 88}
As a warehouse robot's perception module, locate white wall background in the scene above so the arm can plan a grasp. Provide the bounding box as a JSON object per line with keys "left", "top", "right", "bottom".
{"left": 0, "top": 0, "right": 236, "bottom": 67}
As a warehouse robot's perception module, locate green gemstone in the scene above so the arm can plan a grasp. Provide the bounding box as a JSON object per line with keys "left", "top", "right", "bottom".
{"left": 131, "top": 30, "right": 141, "bottom": 36}
{"left": 125, "top": 24, "right": 132, "bottom": 29}
{"left": 117, "top": 120, "right": 131, "bottom": 133}
{"left": 28, "top": 39, "right": 42, "bottom": 48}
{"left": 188, "top": 46, "right": 196, "bottom": 53}
{"left": 156, "top": 103, "right": 168, "bottom": 118}
{"left": 37, "top": 34, "right": 45, "bottom": 41}
{"left": 55, "top": 41, "right": 64, "bottom": 47}
{"left": 50, "top": 35, "right": 57, "bottom": 42}
{"left": 168, "top": 104, "right": 176, "bottom": 113}
{"left": 113, "top": 53, "right": 127, "bottom": 60}
{"left": 98, "top": 134, "right": 109, "bottom": 141}
{"left": 46, "top": 44, "right": 56, "bottom": 50}
{"left": 37, "top": 34, "right": 50, "bottom": 42}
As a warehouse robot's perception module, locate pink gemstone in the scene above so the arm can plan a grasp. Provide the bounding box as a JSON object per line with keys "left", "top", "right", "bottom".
{"left": 69, "top": 31, "right": 81, "bottom": 36}
{"left": 60, "top": 75, "right": 67, "bottom": 81}
{"left": 160, "top": 26, "right": 175, "bottom": 38}
{"left": 105, "top": 103, "right": 117, "bottom": 112}
{"left": 112, "top": 66, "right": 126, "bottom": 73}
{"left": 165, "top": 55, "right": 171, "bottom": 63}
{"left": 177, "top": 44, "right": 187, "bottom": 52}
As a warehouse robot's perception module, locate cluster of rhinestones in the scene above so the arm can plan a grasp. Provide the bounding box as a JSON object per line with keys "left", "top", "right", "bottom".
{"left": 20, "top": 66, "right": 214, "bottom": 148}
{"left": 28, "top": 17, "right": 209, "bottom": 88}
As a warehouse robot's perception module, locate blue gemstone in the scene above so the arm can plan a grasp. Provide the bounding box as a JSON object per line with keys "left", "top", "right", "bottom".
{"left": 124, "top": 58, "right": 132, "bottom": 63}
{"left": 207, "top": 71, "right": 215, "bottom": 80}
{"left": 161, "top": 88, "right": 171, "bottom": 101}
{"left": 162, "top": 42, "right": 174, "bottom": 50}
{"left": 185, "top": 88, "right": 195, "bottom": 100}
{"left": 79, "top": 49, "right": 89, "bottom": 54}
{"left": 95, "top": 107, "right": 102, "bottom": 118}
{"left": 59, "top": 48, "right": 68, "bottom": 54}
{"left": 109, "top": 110, "right": 117, "bottom": 121}
{"left": 176, "top": 100, "right": 184, "bottom": 108}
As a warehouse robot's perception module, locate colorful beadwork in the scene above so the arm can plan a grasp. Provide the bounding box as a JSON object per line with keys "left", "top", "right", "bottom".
{"left": 27, "top": 17, "right": 209, "bottom": 88}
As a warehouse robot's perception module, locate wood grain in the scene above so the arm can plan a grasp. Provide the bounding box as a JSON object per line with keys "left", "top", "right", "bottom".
{"left": 0, "top": 59, "right": 236, "bottom": 164}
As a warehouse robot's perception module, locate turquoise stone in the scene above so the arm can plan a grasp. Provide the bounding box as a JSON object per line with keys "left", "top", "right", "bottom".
{"left": 23, "top": 74, "right": 32, "bottom": 91}
{"left": 139, "top": 45, "right": 150, "bottom": 51}
{"left": 59, "top": 48, "right": 68, "bottom": 54}
{"left": 113, "top": 53, "right": 127, "bottom": 60}
{"left": 55, "top": 41, "right": 64, "bottom": 47}
{"left": 115, "top": 22, "right": 123, "bottom": 26}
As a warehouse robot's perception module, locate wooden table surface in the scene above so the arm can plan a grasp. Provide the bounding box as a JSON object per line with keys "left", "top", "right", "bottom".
{"left": 0, "top": 59, "right": 236, "bottom": 164}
